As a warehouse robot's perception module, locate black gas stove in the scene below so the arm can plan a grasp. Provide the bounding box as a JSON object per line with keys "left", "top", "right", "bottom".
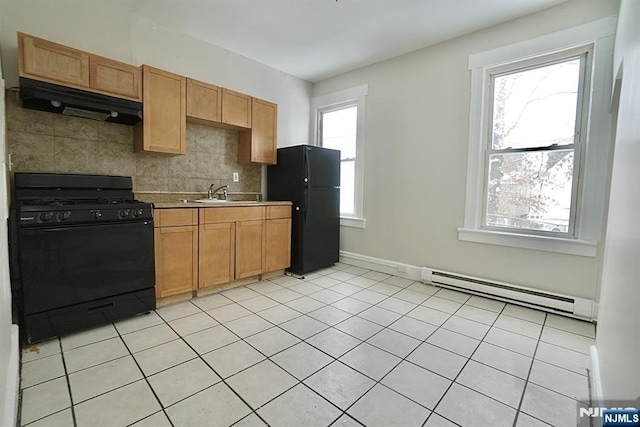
{"left": 14, "top": 173, "right": 153, "bottom": 227}
{"left": 10, "top": 172, "right": 156, "bottom": 343}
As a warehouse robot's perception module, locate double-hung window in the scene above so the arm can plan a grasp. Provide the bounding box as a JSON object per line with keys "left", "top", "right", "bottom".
{"left": 312, "top": 85, "right": 367, "bottom": 228}
{"left": 484, "top": 51, "right": 590, "bottom": 236}
{"left": 460, "top": 18, "right": 616, "bottom": 257}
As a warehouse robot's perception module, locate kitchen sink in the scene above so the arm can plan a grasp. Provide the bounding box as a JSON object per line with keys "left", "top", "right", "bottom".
{"left": 192, "top": 199, "right": 258, "bottom": 204}
{"left": 194, "top": 199, "right": 229, "bottom": 203}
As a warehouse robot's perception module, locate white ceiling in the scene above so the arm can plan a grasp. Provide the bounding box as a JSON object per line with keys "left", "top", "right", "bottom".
{"left": 128, "top": 0, "right": 567, "bottom": 83}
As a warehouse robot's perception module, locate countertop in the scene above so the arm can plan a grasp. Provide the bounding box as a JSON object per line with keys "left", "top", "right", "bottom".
{"left": 135, "top": 191, "right": 291, "bottom": 209}
{"left": 153, "top": 200, "right": 292, "bottom": 209}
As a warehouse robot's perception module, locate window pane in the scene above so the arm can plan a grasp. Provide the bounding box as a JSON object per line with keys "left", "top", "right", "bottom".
{"left": 492, "top": 58, "right": 581, "bottom": 149}
{"left": 340, "top": 160, "right": 355, "bottom": 215}
{"left": 322, "top": 106, "right": 357, "bottom": 159}
{"left": 485, "top": 150, "right": 574, "bottom": 233}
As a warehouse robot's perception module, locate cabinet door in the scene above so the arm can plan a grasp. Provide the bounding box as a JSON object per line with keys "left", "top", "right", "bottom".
{"left": 265, "top": 218, "right": 291, "bottom": 273}
{"left": 135, "top": 65, "right": 186, "bottom": 154}
{"left": 187, "top": 78, "right": 222, "bottom": 123}
{"left": 154, "top": 226, "right": 198, "bottom": 298}
{"left": 199, "top": 223, "right": 235, "bottom": 287}
{"left": 236, "top": 220, "right": 265, "bottom": 279}
{"left": 238, "top": 97, "right": 277, "bottom": 165}
{"left": 90, "top": 56, "right": 141, "bottom": 101}
{"left": 222, "top": 89, "right": 252, "bottom": 128}
{"left": 19, "top": 32, "right": 90, "bottom": 87}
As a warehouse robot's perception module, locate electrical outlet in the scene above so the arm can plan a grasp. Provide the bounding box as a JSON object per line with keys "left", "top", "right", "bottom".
{"left": 233, "top": 172, "right": 239, "bottom": 182}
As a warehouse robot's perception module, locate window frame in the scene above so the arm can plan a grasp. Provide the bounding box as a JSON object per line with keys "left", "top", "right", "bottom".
{"left": 459, "top": 17, "right": 616, "bottom": 257}
{"left": 480, "top": 48, "right": 592, "bottom": 239}
{"left": 311, "top": 85, "right": 368, "bottom": 228}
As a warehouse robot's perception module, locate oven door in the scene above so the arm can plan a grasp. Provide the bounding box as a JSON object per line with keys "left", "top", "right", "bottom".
{"left": 18, "top": 220, "right": 155, "bottom": 315}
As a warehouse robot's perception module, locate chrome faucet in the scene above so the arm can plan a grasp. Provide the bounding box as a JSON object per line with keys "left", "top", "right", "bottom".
{"left": 207, "top": 184, "right": 229, "bottom": 200}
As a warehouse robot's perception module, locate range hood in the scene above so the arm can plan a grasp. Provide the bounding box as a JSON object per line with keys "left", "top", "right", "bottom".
{"left": 19, "top": 77, "right": 142, "bottom": 125}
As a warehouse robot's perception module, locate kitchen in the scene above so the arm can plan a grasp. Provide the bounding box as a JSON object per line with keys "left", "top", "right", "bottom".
{"left": 0, "top": 0, "right": 639, "bottom": 426}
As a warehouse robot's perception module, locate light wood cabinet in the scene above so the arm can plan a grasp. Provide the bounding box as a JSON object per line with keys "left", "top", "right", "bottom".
{"left": 154, "top": 209, "right": 198, "bottom": 299}
{"left": 90, "top": 55, "right": 141, "bottom": 100}
{"left": 18, "top": 32, "right": 142, "bottom": 101}
{"left": 265, "top": 205, "right": 292, "bottom": 273}
{"left": 134, "top": 65, "right": 186, "bottom": 154}
{"left": 186, "top": 78, "right": 222, "bottom": 123}
{"left": 239, "top": 97, "right": 278, "bottom": 165}
{"left": 222, "top": 89, "right": 252, "bottom": 128}
{"left": 154, "top": 204, "right": 290, "bottom": 299}
{"left": 199, "top": 206, "right": 266, "bottom": 285}
{"left": 236, "top": 220, "right": 265, "bottom": 278}
{"left": 199, "top": 223, "right": 235, "bottom": 288}
{"left": 19, "top": 32, "right": 90, "bottom": 88}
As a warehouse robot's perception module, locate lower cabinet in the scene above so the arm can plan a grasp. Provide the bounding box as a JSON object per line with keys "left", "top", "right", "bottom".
{"left": 199, "top": 207, "right": 266, "bottom": 287}
{"left": 199, "top": 222, "right": 235, "bottom": 288}
{"left": 265, "top": 206, "right": 292, "bottom": 273}
{"left": 155, "top": 205, "right": 291, "bottom": 298}
{"left": 154, "top": 209, "right": 198, "bottom": 298}
{"left": 236, "top": 220, "right": 265, "bottom": 279}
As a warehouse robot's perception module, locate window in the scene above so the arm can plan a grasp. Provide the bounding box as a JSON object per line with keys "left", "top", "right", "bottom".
{"left": 460, "top": 18, "right": 616, "bottom": 257}
{"left": 312, "top": 85, "right": 367, "bottom": 228}
{"left": 484, "top": 54, "right": 588, "bottom": 236}
{"left": 319, "top": 104, "right": 357, "bottom": 215}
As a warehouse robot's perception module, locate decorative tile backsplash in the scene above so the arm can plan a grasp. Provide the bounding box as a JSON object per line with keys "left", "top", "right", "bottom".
{"left": 4, "top": 90, "right": 261, "bottom": 193}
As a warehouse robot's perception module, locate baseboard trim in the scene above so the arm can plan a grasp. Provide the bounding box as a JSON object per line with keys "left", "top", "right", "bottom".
{"left": 590, "top": 345, "right": 603, "bottom": 405}
{"left": 339, "top": 251, "right": 423, "bottom": 281}
{"left": 3, "top": 325, "right": 19, "bottom": 427}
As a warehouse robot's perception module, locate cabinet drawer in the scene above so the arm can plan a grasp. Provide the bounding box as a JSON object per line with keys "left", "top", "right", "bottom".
{"left": 200, "top": 206, "right": 265, "bottom": 224}
{"left": 155, "top": 209, "right": 198, "bottom": 227}
{"left": 266, "top": 205, "right": 291, "bottom": 219}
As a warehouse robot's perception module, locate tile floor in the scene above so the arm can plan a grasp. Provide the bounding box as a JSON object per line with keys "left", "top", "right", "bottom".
{"left": 19, "top": 263, "right": 596, "bottom": 427}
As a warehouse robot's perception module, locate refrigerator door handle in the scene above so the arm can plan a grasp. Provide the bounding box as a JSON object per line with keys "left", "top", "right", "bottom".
{"left": 304, "top": 147, "right": 311, "bottom": 186}
{"left": 304, "top": 189, "right": 309, "bottom": 225}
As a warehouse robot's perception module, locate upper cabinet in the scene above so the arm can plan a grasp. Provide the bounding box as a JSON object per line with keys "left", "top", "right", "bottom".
{"left": 19, "top": 32, "right": 89, "bottom": 88}
{"left": 239, "top": 97, "right": 278, "bottom": 165}
{"left": 16, "top": 33, "right": 277, "bottom": 163}
{"left": 186, "top": 78, "right": 222, "bottom": 123}
{"left": 90, "top": 55, "right": 142, "bottom": 101}
{"left": 222, "top": 89, "right": 252, "bottom": 128}
{"left": 134, "top": 65, "right": 186, "bottom": 155}
{"left": 18, "top": 32, "right": 142, "bottom": 102}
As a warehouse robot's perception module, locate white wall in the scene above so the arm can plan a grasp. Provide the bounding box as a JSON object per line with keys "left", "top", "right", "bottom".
{"left": 595, "top": 0, "right": 640, "bottom": 400}
{"left": 0, "top": 51, "right": 19, "bottom": 427}
{"left": 312, "top": 0, "right": 618, "bottom": 300}
{"left": 0, "top": 0, "right": 312, "bottom": 147}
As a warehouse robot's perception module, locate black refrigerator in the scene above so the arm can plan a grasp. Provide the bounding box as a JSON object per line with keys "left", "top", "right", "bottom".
{"left": 267, "top": 145, "right": 340, "bottom": 275}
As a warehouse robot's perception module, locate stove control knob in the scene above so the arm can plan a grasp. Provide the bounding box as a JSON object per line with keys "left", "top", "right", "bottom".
{"left": 58, "top": 211, "right": 71, "bottom": 221}
{"left": 39, "top": 212, "right": 54, "bottom": 222}
{"left": 133, "top": 209, "right": 144, "bottom": 217}
{"left": 92, "top": 210, "right": 102, "bottom": 219}
{"left": 118, "top": 209, "right": 130, "bottom": 218}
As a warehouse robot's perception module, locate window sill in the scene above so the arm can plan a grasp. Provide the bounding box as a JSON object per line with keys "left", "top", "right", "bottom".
{"left": 340, "top": 216, "right": 366, "bottom": 229}
{"left": 457, "top": 227, "right": 597, "bottom": 257}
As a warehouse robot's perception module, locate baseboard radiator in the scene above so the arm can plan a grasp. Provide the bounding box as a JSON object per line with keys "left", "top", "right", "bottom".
{"left": 421, "top": 268, "right": 594, "bottom": 319}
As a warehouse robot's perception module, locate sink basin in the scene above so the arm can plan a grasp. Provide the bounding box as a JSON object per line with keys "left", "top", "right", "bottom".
{"left": 193, "top": 199, "right": 230, "bottom": 203}
{"left": 192, "top": 199, "right": 258, "bottom": 204}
